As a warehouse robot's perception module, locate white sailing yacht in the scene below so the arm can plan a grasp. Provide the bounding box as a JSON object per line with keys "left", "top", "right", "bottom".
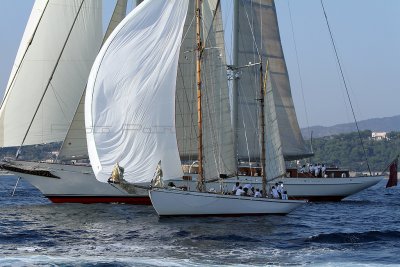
{"left": 85, "top": 0, "right": 306, "bottom": 216}
{"left": 168, "top": 0, "right": 383, "bottom": 201}
{"left": 1, "top": 0, "right": 383, "bottom": 204}
{"left": 0, "top": 0, "right": 151, "bottom": 204}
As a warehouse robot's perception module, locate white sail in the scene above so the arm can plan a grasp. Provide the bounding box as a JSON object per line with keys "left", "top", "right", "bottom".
{"left": 175, "top": 1, "right": 197, "bottom": 163}
{"left": 175, "top": 0, "right": 236, "bottom": 179}
{"left": 264, "top": 70, "right": 286, "bottom": 180}
{"left": 0, "top": 0, "right": 102, "bottom": 147}
{"left": 85, "top": 0, "right": 189, "bottom": 183}
{"left": 236, "top": 0, "right": 311, "bottom": 161}
{"left": 59, "top": 0, "right": 128, "bottom": 160}
{"left": 202, "top": 0, "right": 236, "bottom": 178}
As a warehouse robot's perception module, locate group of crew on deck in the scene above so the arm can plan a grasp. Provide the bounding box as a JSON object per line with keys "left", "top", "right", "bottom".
{"left": 299, "top": 163, "right": 328, "bottom": 178}
{"left": 231, "top": 182, "right": 288, "bottom": 200}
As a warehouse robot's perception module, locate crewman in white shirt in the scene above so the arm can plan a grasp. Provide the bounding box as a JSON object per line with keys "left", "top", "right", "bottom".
{"left": 235, "top": 186, "right": 244, "bottom": 196}
{"left": 271, "top": 186, "right": 279, "bottom": 199}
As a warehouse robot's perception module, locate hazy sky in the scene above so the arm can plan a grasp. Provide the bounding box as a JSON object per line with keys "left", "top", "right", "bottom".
{"left": 0, "top": 0, "right": 399, "bottom": 128}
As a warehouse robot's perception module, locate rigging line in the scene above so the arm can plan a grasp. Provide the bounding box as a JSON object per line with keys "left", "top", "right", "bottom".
{"left": 57, "top": 87, "right": 87, "bottom": 159}
{"left": 202, "top": 8, "right": 230, "bottom": 174}
{"left": 203, "top": 50, "right": 225, "bottom": 174}
{"left": 200, "top": 30, "right": 223, "bottom": 176}
{"left": 60, "top": 0, "right": 127, "bottom": 157}
{"left": 240, "top": 0, "right": 262, "bottom": 61}
{"left": 0, "top": 0, "right": 50, "bottom": 111}
{"left": 49, "top": 82, "right": 69, "bottom": 122}
{"left": 44, "top": 82, "right": 69, "bottom": 154}
{"left": 176, "top": 11, "right": 198, "bottom": 161}
{"left": 264, "top": 64, "right": 285, "bottom": 177}
{"left": 17, "top": 0, "right": 87, "bottom": 159}
{"left": 202, "top": 0, "right": 221, "bottom": 46}
{"left": 237, "top": 83, "right": 252, "bottom": 165}
{"left": 181, "top": 14, "right": 196, "bottom": 46}
{"left": 320, "top": 0, "right": 372, "bottom": 175}
{"left": 175, "top": 11, "right": 197, "bottom": 160}
{"left": 287, "top": 0, "right": 310, "bottom": 136}
{"left": 176, "top": 49, "right": 198, "bottom": 159}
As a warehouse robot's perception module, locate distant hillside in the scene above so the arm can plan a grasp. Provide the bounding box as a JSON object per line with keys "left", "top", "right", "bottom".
{"left": 301, "top": 115, "right": 400, "bottom": 139}
{"left": 299, "top": 130, "right": 400, "bottom": 172}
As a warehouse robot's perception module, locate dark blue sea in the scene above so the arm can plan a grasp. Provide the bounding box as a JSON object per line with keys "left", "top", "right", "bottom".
{"left": 0, "top": 175, "right": 399, "bottom": 266}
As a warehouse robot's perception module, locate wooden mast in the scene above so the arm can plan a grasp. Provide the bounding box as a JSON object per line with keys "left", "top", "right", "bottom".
{"left": 196, "top": 0, "right": 205, "bottom": 192}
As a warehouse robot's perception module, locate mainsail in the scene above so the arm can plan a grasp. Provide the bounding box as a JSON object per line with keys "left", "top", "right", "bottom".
{"left": 0, "top": 0, "right": 102, "bottom": 147}
{"left": 58, "top": 0, "right": 128, "bottom": 160}
{"left": 85, "top": 0, "right": 189, "bottom": 183}
{"left": 235, "top": 0, "right": 311, "bottom": 162}
{"left": 175, "top": 0, "right": 236, "bottom": 179}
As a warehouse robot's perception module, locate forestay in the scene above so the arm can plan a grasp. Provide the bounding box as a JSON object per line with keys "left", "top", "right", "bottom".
{"left": 85, "top": 0, "right": 189, "bottom": 183}
{"left": 0, "top": 0, "right": 102, "bottom": 147}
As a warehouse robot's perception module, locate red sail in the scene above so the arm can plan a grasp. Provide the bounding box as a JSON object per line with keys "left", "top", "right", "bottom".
{"left": 386, "top": 158, "right": 398, "bottom": 188}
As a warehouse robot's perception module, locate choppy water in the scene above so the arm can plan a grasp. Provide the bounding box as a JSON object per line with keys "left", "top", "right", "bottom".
{"left": 0, "top": 175, "right": 399, "bottom": 266}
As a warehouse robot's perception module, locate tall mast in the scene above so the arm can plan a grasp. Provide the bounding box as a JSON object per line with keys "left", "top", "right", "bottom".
{"left": 260, "top": 61, "right": 267, "bottom": 198}
{"left": 232, "top": 0, "right": 239, "bottom": 164}
{"left": 196, "top": 0, "right": 205, "bottom": 192}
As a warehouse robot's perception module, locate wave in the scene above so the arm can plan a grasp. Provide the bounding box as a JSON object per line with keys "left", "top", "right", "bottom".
{"left": 192, "top": 234, "right": 261, "bottom": 243}
{"left": 307, "top": 230, "right": 400, "bottom": 244}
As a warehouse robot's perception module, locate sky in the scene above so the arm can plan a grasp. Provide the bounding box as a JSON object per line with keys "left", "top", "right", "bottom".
{"left": 0, "top": 0, "right": 399, "bottom": 128}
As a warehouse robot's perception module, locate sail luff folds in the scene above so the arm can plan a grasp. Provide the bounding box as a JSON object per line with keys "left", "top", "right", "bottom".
{"left": 236, "top": 0, "right": 311, "bottom": 161}
{"left": 85, "top": 0, "right": 189, "bottom": 183}
{"left": 59, "top": 0, "right": 128, "bottom": 160}
{"left": 0, "top": 0, "right": 102, "bottom": 147}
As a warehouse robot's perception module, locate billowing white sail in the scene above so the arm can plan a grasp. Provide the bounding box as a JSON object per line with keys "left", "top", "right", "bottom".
{"left": 0, "top": 0, "right": 102, "bottom": 147}
{"left": 236, "top": 0, "right": 311, "bottom": 161}
{"left": 59, "top": 0, "right": 128, "bottom": 160}
{"left": 85, "top": 0, "right": 189, "bottom": 183}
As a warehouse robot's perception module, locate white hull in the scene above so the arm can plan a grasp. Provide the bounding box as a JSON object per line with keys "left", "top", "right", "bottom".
{"left": 1, "top": 160, "right": 150, "bottom": 204}
{"left": 172, "top": 175, "right": 384, "bottom": 201}
{"left": 149, "top": 188, "right": 306, "bottom": 216}
{"left": 0, "top": 160, "right": 384, "bottom": 203}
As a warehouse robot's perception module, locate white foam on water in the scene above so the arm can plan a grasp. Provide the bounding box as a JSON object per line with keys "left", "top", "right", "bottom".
{"left": 0, "top": 255, "right": 224, "bottom": 266}
{"left": 16, "top": 246, "right": 42, "bottom": 252}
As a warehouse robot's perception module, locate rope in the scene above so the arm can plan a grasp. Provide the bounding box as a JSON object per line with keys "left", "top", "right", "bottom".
{"left": 17, "top": 0, "right": 87, "bottom": 158}
{"left": 287, "top": 0, "right": 311, "bottom": 137}
{"left": 320, "top": 0, "right": 372, "bottom": 175}
{"left": 241, "top": 0, "right": 262, "bottom": 61}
